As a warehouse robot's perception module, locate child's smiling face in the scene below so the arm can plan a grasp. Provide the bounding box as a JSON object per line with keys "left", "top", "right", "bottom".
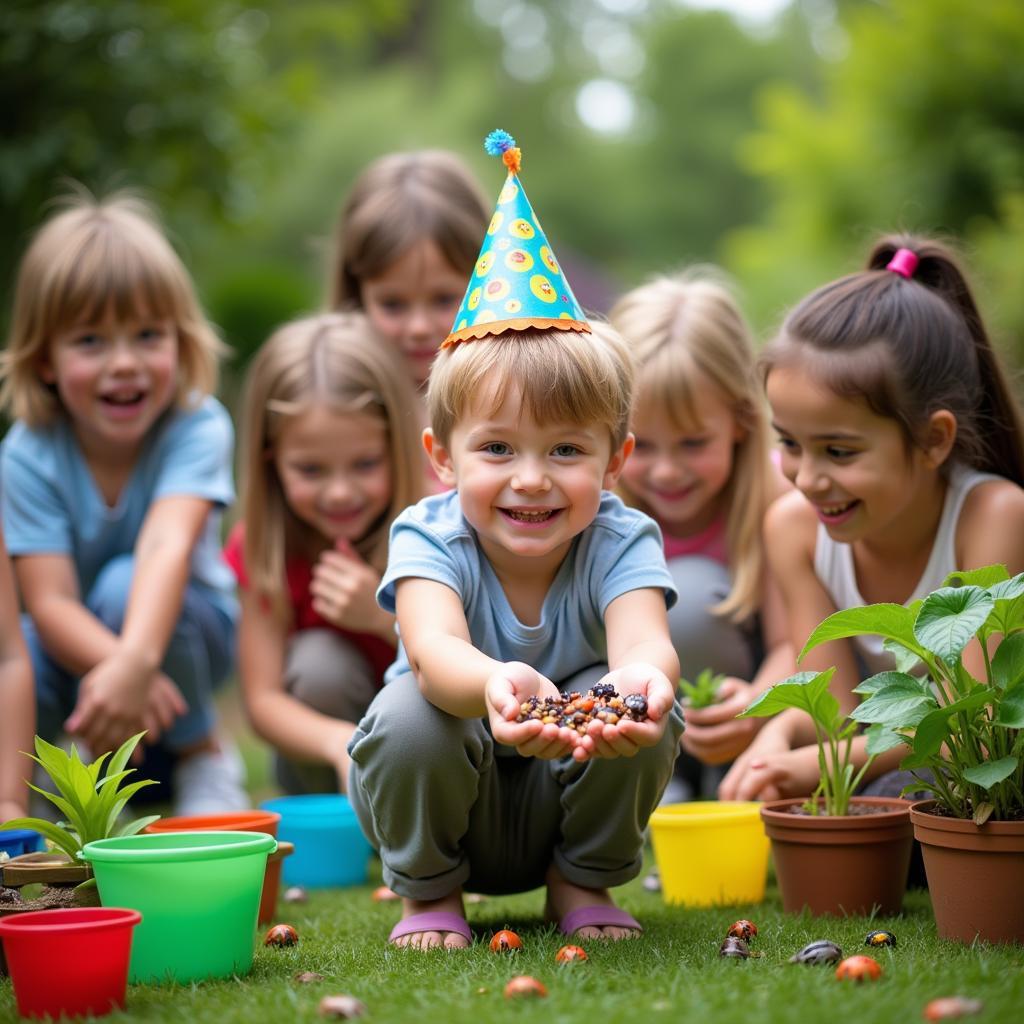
{"left": 766, "top": 363, "right": 947, "bottom": 543}
{"left": 42, "top": 306, "right": 179, "bottom": 459}
{"left": 426, "top": 378, "right": 632, "bottom": 574}
{"left": 621, "top": 374, "right": 742, "bottom": 537}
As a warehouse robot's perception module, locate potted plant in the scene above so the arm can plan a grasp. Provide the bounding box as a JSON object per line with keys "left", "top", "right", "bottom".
{"left": 1, "top": 732, "right": 158, "bottom": 897}
{"left": 738, "top": 669, "right": 914, "bottom": 916}
{"left": 799, "top": 564, "right": 1024, "bottom": 944}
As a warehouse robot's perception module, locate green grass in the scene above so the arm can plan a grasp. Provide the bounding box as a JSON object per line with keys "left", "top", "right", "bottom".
{"left": 3, "top": 861, "right": 1023, "bottom": 1023}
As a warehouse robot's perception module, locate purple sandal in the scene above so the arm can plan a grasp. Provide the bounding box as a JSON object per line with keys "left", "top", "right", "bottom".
{"left": 559, "top": 906, "right": 643, "bottom": 937}
{"left": 389, "top": 912, "right": 472, "bottom": 945}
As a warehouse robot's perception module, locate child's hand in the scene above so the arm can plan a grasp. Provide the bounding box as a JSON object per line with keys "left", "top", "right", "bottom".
{"left": 66, "top": 651, "right": 185, "bottom": 755}
{"left": 582, "top": 663, "right": 675, "bottom": 761}
{"left": 717, "top": 719, "right": 803, "bottom": 801}
{"left": 485, "top": 662, "right": 582, "bottom": 760}
{"left": 681, "top": 677, "right": 762, "bottom": 765}
{"left": 311, "top": 540, "right": 390, "bottom": 637}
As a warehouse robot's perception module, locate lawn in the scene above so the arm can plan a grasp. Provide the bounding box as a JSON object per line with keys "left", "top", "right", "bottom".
{"left": 3, "top": 858, "right": 1022, "bottom": 1024}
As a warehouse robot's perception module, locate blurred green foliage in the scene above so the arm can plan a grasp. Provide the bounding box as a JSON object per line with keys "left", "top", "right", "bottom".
{"left": 1, "top": 0, "right": 1022, "bottom": 377}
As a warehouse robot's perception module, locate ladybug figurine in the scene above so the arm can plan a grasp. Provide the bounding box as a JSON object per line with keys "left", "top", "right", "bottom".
{"left": 864, "top": 929, "right": 897, "bottom": 948}
{"left": 555, "top": 944, "right": 588, "bottom": 963}
{"left": 719, "top": 936, "right": 751, "bottom": 960}
{"left": 489, "top": 929, "right": 523, "bottom": 952}
{"left": 789, "top": 940, "right": 843, "bottom": 965}
{"left": 727, "top": 919, "right": 758, "bottom": 942}
{"left": 264, "top": 923, "right": 299, "bottom": 948}
{"left": 835, "top": 955, "right": 882, "bottom": 982}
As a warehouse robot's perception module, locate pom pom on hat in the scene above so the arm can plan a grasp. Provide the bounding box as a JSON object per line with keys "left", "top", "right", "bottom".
{"left": 484, "top": 128, "right": 521, "bottom": 175}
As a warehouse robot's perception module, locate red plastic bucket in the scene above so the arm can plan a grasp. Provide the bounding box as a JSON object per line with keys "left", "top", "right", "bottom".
{"left": 0, "top": 907, "right": 141, "bottom": 1018}
{"left": 144, "top": 810, "right": 282, "bottom": 924}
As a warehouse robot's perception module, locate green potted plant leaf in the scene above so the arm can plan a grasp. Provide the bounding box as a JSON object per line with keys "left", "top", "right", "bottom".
{"left": 738, "top": 670, "right": 914, "bottom": 916}
{"left": 798, "top": 563, "right": 1024, "bottom": 944}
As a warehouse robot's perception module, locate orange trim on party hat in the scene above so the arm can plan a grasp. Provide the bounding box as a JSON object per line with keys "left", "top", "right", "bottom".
{"left": 442, "top": 316, "right": 591, "bottom": 349}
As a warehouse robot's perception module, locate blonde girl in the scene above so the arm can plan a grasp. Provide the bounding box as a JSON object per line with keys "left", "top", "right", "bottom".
{"left": 0, "top": 192, "right": 244, "bottom": 814}
{"left": 328, "top": 149, "right": 490, "bottom": 392}
{"left": 610, "top": 271, "right": 792, "bottom": 793}
{"left": 226, "top": 312, "right": 425, "bottom": 794}
{"left": 721, "top": 234, "right": 1024, "bottom": 803}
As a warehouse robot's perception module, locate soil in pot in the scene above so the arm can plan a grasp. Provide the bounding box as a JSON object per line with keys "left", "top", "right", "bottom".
{"left": 761, "top": 797, "right": 913, "bottom": 916}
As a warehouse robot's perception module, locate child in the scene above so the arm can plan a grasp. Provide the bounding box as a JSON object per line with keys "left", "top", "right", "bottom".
{"left": 327, "top": 148, "right": 490, "bottom": 392}
{"left": 0, "top": 192, "right": 245, "bottom": 814}
{"left": 347, "top": 131, "right": 684, "bottom": 950}
{"left": 225, "top": 312, "right": 425, "bottom": 795}
{"left": 610, "top": 271, "right": 792, "bottom": 798}
{"left": 719, "top": 235, "right": 1024, "bottom": 803}
{"left": 0, "top": 522, "right": 34, "bottom": 824}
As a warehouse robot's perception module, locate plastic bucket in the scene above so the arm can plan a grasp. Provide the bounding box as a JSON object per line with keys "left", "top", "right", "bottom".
{"left": 144, "top": 810, "right": 282, "bottom": 925}
{"left": 649, "top": 801, "right": 769, "bottom": 906}
{"left": 0, "top": 907, "right": 141, "bottom": 1018}
{"left": 0, "top": 828, "right": 44, "bottom": 858}
{"left": 261, "top": 794, "right": 372, "bottom": 888}
{"left": 80, "top": 831, "right": 275, "bottom": 984}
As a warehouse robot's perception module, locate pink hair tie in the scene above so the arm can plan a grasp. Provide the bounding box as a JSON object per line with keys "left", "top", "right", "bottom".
{"left": 886, "top": 247, "right": 918, "bottom": 279}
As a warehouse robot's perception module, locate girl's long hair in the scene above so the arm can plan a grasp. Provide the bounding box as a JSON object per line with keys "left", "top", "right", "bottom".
{"left": 762, "top": 233, "right": 1024, "bottom": 487}
{"left": 611, "top": 270, "right": 773, "bottom": 622}
{"left": 237, "top": 312, "right": 425, "bottom": 620}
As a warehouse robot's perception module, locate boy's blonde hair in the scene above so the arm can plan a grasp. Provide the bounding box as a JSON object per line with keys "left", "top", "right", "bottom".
{"left": 328, "top": 149, "right": 490, "bottom": 307}
{"left": 0, "top": 190, "right": 224, "bottom": 426}
{"left": 610, "top": 270, "right": 772, "bottom": 622}
{"left": 427, "top": 324, "right": 634, "bottom": 449}
{"left": 238, "top": 312, "right": 425, "bottom": 620}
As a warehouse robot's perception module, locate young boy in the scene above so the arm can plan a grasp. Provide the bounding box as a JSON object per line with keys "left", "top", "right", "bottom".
{"left": 346, "top": 131, "right": 683, "bottom": 949}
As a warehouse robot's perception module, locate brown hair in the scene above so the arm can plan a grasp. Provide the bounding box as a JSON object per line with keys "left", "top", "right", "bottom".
{"left": 610, "top": 269, "right": 773, "bottom": 621}
{"left": 0, "top": 189, "right": 225, "bottom": 426}
{"left": 328, "top": 150, "right": 489, "bottom": 308}
{"left": 762, "top": 233, "right": 1024, "bottom": 486}
{"left": 426, "top": 324, "right": 634, "bottom": 452}
{"left": 237, "top": 312, "right": 426, "bottom": 620}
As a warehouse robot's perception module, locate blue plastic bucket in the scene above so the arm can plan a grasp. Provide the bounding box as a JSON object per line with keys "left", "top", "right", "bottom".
{"left": 260, "top": 794, "right": 372, "bottom": 888}
{"left": 0, "top": 828, "right": 44, "bottom": 858}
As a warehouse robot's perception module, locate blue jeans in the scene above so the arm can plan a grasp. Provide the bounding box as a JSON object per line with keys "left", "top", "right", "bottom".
{"left": 25, "top": 554, "right": 236, "bottom": 751}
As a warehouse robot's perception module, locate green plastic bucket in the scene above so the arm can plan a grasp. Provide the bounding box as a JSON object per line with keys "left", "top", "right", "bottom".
{"left": 80, "top": 831, "right": 276, "bottom": 984}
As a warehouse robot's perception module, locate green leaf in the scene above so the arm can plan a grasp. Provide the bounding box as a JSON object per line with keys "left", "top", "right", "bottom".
{"left": 913, "top": 706, "right": 954, "bottom": 758}
{"left": 853, "top": 671, "right": 913, "bottom": 695}
{"left": 973, "top": 802, "right": 995, "bottom": 826}
{"left": 865, "top": 724, "right": 909, "bottom": 756}
{"left": 987, "top": 572, "right": 1024, "bottom": 601}
{"left": 992, "top": 633, "right": 1024, "bottom": 690}
{"left": 994, "top": 681, "right": 1024, "bottom": 728}
{"left": 963, "top": 756, "right": 1018, "bottom": 789}
{"left": 914, "top": 586, "right": 994, "bottom": 662}
{"left": 738, "top": 669, "right": 839, "bottom": 733}
{"left": 851, "top": 676, "right": 937, "bottom": 727}
{"left": 943, "top": 565, "right": 1009, "bottom": 589}
{"left": 106, "top": 732, "right": 147, "bottom": 780}
{"left": 883, "top": 637, "right": 922, "bottom": 674}
{"left": 118, "top": 814, "right": 160, "bottom": 837}
{"left": 800, "top": 604, "right": 924, "bottom": 662}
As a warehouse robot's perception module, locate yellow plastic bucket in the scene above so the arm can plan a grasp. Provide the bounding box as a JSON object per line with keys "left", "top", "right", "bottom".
{"left": 649, "top": 801, "right": 769, "bottom": 906}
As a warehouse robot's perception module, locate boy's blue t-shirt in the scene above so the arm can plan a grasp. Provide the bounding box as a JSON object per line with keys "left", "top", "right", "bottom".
{"left": 0, "top": 395, "right": 237, "bottom": 620}
{"left": 377, "top": 489, "right": 676, "bottom": 685}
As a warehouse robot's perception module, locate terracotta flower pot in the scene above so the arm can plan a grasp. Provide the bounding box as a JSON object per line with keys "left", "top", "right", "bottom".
{"left": 760, "top": 797, "right": 913, "bottom": 916}
{"left": 910, "top": 799, "right": 1024, "bottom": 945}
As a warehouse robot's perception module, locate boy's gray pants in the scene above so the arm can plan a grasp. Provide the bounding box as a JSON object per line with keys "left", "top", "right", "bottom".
{"left": 347, "top": 667, "right": 685, "bottom": 900}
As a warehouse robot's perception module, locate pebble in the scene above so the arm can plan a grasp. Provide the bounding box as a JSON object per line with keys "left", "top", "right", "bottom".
{"left": 318, "top": 995, "right": 367, "bottom": 1019}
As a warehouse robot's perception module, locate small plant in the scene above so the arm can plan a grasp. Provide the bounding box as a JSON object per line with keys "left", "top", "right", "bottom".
{"left": 0, "top": 732, "right": 158, "bottom": 871}
{"left": 679, "top": 668, "right": 725, "bottom": 709}
{"left": 800, "top": 564, "right": 1024, "bottom": 824}
{"left": 738, "top": 668, "right": 878, "bottom": 815}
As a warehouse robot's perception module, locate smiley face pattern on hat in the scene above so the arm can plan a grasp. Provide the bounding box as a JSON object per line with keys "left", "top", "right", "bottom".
{"left": 444, "top": 160, "right": 589, "bottom": 347}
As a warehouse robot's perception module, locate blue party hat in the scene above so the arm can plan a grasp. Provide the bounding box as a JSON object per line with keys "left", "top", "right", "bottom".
{"left": 442, "top": 130, "right": 591, "bottom": 348}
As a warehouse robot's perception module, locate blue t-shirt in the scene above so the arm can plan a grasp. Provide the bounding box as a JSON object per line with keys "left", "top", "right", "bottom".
{"left": 378, "top": 489, "right": 676, "bottom": 684}
{"left": 0, "top": 395, "right": 237, "bottom": 620}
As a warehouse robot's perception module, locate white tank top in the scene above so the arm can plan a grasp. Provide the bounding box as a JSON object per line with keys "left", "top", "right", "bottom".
{"left": 813, "top": 464, "right": 1002, "bottom": 676}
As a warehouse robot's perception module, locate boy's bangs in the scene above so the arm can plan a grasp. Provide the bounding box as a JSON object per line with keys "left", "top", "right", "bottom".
{"left": 47, "top": 228, "right": 180, "bottom": 333}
